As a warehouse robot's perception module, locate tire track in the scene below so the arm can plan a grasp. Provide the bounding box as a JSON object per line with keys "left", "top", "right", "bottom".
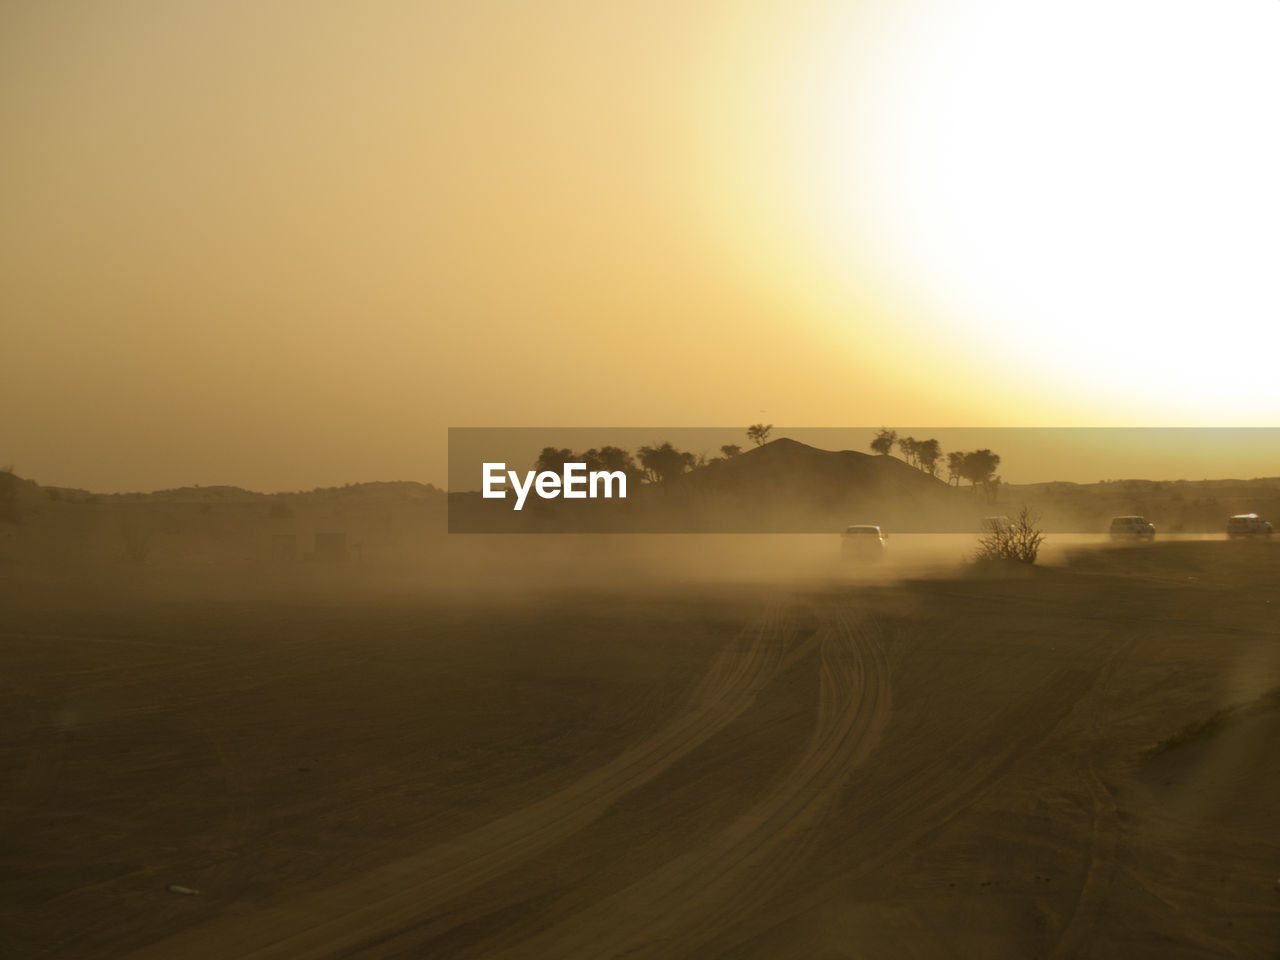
{"left": 1048, "top": 636, "right": 1132, "bottom": 960}
{"left": 710, "top": 622, "right": 1131, "bottom": 959}
{"left": 474, "top": 601, "right": 891, "bottom": 960}
{"left": 123, "top": 601, "right": 807, "bottom": 960}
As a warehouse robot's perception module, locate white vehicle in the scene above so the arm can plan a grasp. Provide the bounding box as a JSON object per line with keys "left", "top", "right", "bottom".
{"left": 1227, "top": 514, "right": 1273, "bottom": 538}
{"left": 841, "top": 524, "right": 887, "bottom": 561}
{"left": 1109, "top": 516, "right": 1156, "bottom": 540}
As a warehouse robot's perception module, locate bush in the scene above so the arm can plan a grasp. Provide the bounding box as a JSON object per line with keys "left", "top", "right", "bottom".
{"left": 974, "top": 506, "right": 1045, "bottom": 565}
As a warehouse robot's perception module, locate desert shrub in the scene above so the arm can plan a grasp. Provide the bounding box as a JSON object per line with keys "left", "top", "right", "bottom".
{"left": 974, "top": 505, "right": 1045, "bottom": 565}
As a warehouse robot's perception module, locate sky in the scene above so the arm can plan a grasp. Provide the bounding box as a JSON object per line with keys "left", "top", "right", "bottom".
{"left": 3, "top": 1, "right": 1279, "bottom": 492}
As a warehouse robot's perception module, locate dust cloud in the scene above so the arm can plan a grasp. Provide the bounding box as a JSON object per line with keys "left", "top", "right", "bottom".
{"left": 3, "top": 483, "right": 1279, "bottom": 958}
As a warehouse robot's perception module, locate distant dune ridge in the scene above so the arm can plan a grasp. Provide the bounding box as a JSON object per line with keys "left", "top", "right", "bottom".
{"left": 2, "top": 437, "right": 1278, "bottom": 555}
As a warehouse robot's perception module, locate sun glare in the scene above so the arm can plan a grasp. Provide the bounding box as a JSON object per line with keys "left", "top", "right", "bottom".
{"left": 783, "top": 0, "right": 1280, "bottom": 419}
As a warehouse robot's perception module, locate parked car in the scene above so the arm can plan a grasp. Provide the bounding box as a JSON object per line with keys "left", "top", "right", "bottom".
{"left": 1227, "top": 513, "right": 1273, "bottom": 538}
{"left": 1109, "top": 516, "right": 1156, "bottom": 540}
{"left": 841, "top": 524, "right": 887, "bottom": 561}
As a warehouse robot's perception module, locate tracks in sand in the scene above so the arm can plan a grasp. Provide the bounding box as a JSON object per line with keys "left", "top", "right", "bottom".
{"left": 127, "top": 599, "right": 885, "bottom": 960}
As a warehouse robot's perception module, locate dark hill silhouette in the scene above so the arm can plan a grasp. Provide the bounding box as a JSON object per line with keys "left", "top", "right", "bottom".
{"left": 657, "top": 437, "right": 966, "bottom": 532}
{"left": 689, "top": 437, "right": 946, "bottom": 494}
{"left": 449, "top": 437, "right": 979, "bottom": 532}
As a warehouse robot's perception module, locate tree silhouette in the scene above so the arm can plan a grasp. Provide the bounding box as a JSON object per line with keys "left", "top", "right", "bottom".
{"left": 720, "top": 444, "right": 742, "bottom": 459}
{"left": 582, "top": 446, "right": 642, "bottom": 484}
{"left": 898, "top": 436, "right": 919, "bottom": 467}
{"left": 638, "top": 442, "right": 697, "bottom": 484}
{"left": 916, "top": 438, "right": 942, "bottom": 477}
{"left": 870, "top": 428, "right": 897, "bottom": 456}
{"left": 946, "top": 451, "right": 965, "bottom": 486}
{"left": 534, "top": 447, "right": 577, "bottom": 473}
{"left": 746, "top": 424, "right": 772, "bottom": 447}
{"left": 959, "top": 449, "right": 1001, "bottom": 495}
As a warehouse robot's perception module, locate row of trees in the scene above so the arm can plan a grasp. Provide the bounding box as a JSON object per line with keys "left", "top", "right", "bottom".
{"left": 529, "top": 424, "right": 772, "bottom": 487}
{"left": 871, "top": 431, "right": 943, "bottom": 475}
{"left": 527, "top": 424, "right": 1005, "bottom": 497}
{"left": 533, "top": 442, "right": 717, "bottom": 486}
{"left": 871, "top": 429, "right": 1002, "bottom": 498}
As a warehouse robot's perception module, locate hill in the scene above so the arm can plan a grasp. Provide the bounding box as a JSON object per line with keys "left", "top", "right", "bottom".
{"left": 665, "top": 437, "right": 968, "bottom": 531}
{"left": 0, "top": 472, "right": 447, "bottom": 564}
{"left": 449, "top": 437, "right": 974, "bottom": 533}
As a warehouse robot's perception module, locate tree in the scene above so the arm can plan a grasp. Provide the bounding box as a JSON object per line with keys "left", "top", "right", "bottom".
{"left": 898, "top": 436, "right": 919, "bottom": 467}
{"left": 974, "top": 506, "right": 1045, "bottom": 565}
{"left": 946, "top": 451, "right": 965, "bottom": 486}
{"left": 720, "top": 444, "right": 742, "bottom": 459}
{"left": 534, "top": 447, "right": 577, "bottom": 473}
{"left": 582, "top": 445, "right": 635, "bottom": 473}
{"left": 746, "top": 423, "right": 772, "bottom": 447}
{"left": 638, "top": 442, "right": 697, "bottom": 484}
{"left": 959, "top": 449, "right": 1001, "bottom": 494}
{"left": 582, "top": 446, "right": 642, "bottom": 484}
{"left": 916, "top": 438, "right": 942, "bottom": 477}
{"left": 870, "top": 428, "right": 897, "bottom": 456}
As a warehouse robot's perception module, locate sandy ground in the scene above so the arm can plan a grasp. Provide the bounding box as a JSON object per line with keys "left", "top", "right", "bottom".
{"left": 2, "top": 539, "right": 1278, "bottom": 958}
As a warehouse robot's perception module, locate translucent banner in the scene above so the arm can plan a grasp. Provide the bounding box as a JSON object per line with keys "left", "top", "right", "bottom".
{"left": 447, "top": 428, "right": 1280, "bottom": 534}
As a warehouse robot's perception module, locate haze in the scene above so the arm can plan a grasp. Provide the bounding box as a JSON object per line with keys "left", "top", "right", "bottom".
{"left": 3, "top": 0, "right": 1279, "bottom": 493}
{"left": 6, "top": 7, "right": 1280, "bottom": 952}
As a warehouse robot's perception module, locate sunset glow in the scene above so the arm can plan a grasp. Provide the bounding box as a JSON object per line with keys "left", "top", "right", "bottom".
{"left": 714, "top": 0, "right": 1280, "bottom": 420}
{"left": 3, "top": 1, "right": 1278, "bottom": 490}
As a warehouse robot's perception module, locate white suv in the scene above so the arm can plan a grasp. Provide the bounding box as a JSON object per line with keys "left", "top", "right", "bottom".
{"left": 1227, "top": 514, "right": 1273, "bottom": 538}
{"left": 841, "top": 524, "right": 887, "bottom": 561}
{"left": 1109, "top": 516, "right": 1156, "bottom": 540}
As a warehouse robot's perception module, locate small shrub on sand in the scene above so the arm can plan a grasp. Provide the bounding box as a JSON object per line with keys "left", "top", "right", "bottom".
{"left": 974, "top": 506, "right": 1046, "bottom": 565}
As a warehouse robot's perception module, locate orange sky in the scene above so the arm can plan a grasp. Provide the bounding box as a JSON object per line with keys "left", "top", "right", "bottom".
{"left": 3, "top": 1, "right": 1278, "bottom": 492}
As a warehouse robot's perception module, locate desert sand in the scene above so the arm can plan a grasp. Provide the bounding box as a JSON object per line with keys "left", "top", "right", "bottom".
{"left": 2, "top": 539, "right": 1278, "bottom": 958}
